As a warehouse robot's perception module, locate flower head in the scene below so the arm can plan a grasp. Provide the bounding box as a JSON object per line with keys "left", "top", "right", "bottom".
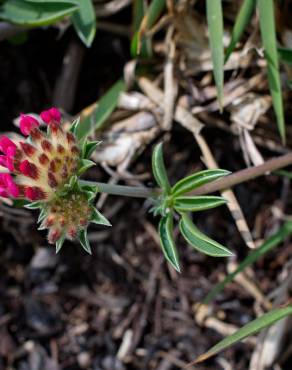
{"left": 0, "top": 108, "right": 109, "bottom": 253}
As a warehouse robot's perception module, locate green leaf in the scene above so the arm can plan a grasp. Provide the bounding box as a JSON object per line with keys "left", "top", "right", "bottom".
{"left": 224, "top": 0, "right": 256, "bottom": 63}
{"left": 70, "top": 116, "right": 80, "bottom": 135}
{"left": 258, "top": 0, "right": 286, "bottom": 142}
{"left": 77, "top": 159, "right": 95, "bottom": 175}
{"left": 24, "top": 201, "right": 42, "bottom": 209}
{"left": 179, "top": 213, "right": 232, "bottom": 257}
{"left": 172, "top": 169, "right": 230, "bottom": 196}
{"left": 25, "top": 0, "right": 96, "bottom": 44}
{"left": 79, "top": 229, "right": 92, "bottom": 254}
{"left": 75, "top": 79, "right": 126, "bottom": 141}
{"left": 278, "top": 46, "right": 292, "bottom": 65}
{"left": 55, "top": 235, "right": 66, "bottom": 253}
{"left": 206, "top": 0, "right": 224, "bottom": 109}
{"left": 71, "top": 0, "right": 96, "bottom": 47}
{"left": 0, "top": 0, "right": 78, "bottom": 26}
{"left": 90, "top": 208, "right": 111, "bottom": 226}
{"left": 152, "top": 143, "right": 171, "bottom": 194}
{"left": 202, "top": 221, "right": 292, "bottom": 304}
{"left": 82, "top": 140, "right": 101, "bottom": 159}
{"left": 158, "top": 213, "right": 180, "bottom": 272}
{"left": 174, "top": 195, "right": 226, "bottom": 212}
{"left": 191, "top": 305, "right": 292, "bottom": 364}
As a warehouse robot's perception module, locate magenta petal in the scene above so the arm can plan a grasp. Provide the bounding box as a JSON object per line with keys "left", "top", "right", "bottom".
{"left": 40, "top": 110, "right": 51, "bottom": 124}
{"left": 0, "top": 156, "right": 7, "bottom": 168}
{"left": 20, "top": 114, "right": 40, "bottom": 136}
{"left": 40, "top": 107, "right": 61, "bottom": 125}
{"left": 0, "top": 187, "right": 8, "bottom": 198}
{"left": 0, "top": 136, "right": 17, "bottom": 154}
{"left": 48, "top": 107, "right": 61, "bottom": 123}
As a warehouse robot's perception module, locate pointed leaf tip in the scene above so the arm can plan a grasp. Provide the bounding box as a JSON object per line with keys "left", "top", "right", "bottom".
{"left": 79, "top": 229, "right": 92, "bottom": 254}
{"left": 152, "top": 142, "right": 171, "bottom": 193}
{"left": 158, "top": 213, "right": 180, "bottom": 272}
{"left": 91, "top": 208, "right": 111, "bottom": 227}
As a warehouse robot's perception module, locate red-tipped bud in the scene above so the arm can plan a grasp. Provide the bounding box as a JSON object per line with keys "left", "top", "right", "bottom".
{"left": 20, "top": 114, "right": 40, "bottom": 136}
{"left": 48, "top": 172, "right": 58, "bottom": 188}
{"left": 19, "top": 160, "right": 39, "bottom": 179}
{"left": 20, "top": 142, "right": 36, "bottom": 157}
{"left": 41, "top": 140, "right": 52, "bottom": 152}
{"left": 25, "top": 186, "right": 46, "bottom": 200}
{"left": 38, "top": 153, "right": 49, "bottom": 165}
{"left": 48, "top": 228, "right": 61, "bottom": 244}
{"left": 0, "top": 136, "right": 17, "bottom": 155}
{"left": 67, "top": 226, "right": 78, "bottom": 240}
{"left": 45, "top": 214, "right": 55, "bottom": 227}
{"left": 40, "top": 107, "right": 61, "bottom": 125}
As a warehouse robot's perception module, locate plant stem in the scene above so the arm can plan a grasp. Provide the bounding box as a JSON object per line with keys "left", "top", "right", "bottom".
{"left": 82, "top": 152, "right": 292, "bottom": 198}
{"left": 80, "top": 180, "right": 158, "bottom": 198}
{"left": 191, "top": 152, "right": 292, "bottom": 196}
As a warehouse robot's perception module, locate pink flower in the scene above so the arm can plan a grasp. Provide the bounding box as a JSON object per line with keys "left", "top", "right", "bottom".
{"left": 0, "top": 136, "right": 17, "bottom": 155}
{"left": 19, "top": 114, "right": 40, "bottom": 136}
{"left": 0, "top": 173, "right": 19, "bottom": 198}
{"left": 40, "top": 107, "right": 61, "bottom": 125}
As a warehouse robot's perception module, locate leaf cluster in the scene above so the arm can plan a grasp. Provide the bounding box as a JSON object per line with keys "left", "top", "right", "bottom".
{"left": 151, "top": 143, "right": 232, "bottom": 272}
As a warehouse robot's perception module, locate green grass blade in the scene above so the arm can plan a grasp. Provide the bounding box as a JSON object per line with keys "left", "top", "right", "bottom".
{"left": 202, "top": 221, "right": 292, "bottom": 305}
{"left": 258, "top": 0, "right": 286, "bottom": 142}
{"left": 139, "top": 0, "right": 166, "bottom": 34}
{"left": 206, "top": 0, "right": 224, "bottom": 109}
{"left": 75, "top": 79, "right": 125, "bottom": 141}
{"left": 131, "top": 0, "right": 152, "bottom": 57}
{"left": 191, "top": 305, "right": 292, "bottom": 364}
{"left": 224, "top": 0, "right": 256, "bottom": 63}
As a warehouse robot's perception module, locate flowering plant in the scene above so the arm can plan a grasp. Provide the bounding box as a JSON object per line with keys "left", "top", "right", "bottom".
{"left": 3, "top": 106, "right": 291, "bottom": 274}
{"left": 0, "top": 108, "right": 110, "bottom": 253}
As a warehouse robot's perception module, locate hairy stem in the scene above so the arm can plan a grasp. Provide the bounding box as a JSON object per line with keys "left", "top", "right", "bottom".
{"left": 83, "top": 152, "right": 292, "bottom": 198}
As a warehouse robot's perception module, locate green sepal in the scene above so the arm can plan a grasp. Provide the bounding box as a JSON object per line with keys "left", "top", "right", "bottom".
{"left": 82, "top": 140, "right": 101, "bottom": 159}
{"left": 70, "top": 117, "right": 80, "bottom": 135}
{"left": 84, "top": 190, "right": 97, "bottom": 202}
{"left": 38, "top": 219, "right": 48, "bottom": 230}
{"left": 56, "top": 235, "right": 66, "bottom": 253}
{"left": 13, "top": 199, "right": 30, "bottom": 208}
{"left": 158, "top": 213, "right": 180, "bottom": 272}
{"left": 78, "top": 229, "right": 92, "bottom": 254}
{"left": 90, "top": 208, "right": 111, "bottom": 226}
{"left": 24, "top": 201, "right": 43, "bottom": 210}
{"left": 37, "top": 207, "right": 47, "bottom": 223}
{"left": 77, "top": 159, "right": 96, "bottom": 175}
